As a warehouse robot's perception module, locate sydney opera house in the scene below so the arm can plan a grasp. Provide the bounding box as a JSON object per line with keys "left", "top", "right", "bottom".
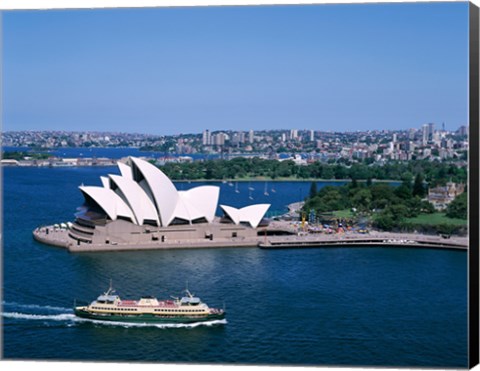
{"left": 37, "top": 157, "right": 271, "bottom": 250}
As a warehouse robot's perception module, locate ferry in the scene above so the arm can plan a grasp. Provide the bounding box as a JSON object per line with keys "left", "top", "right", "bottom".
{"left": 74, "top": 283, "right": 226, "bottom": 323}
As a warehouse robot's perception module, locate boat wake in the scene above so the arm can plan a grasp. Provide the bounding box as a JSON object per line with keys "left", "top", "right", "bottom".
{"left": 74, "top": 318, "right": 229, "bottom": 329}
{"left": 2, "top": 301, "right": 72, "bottom": 313}
{"left": 3, "top": 311, "right": 77, "bottom": 321}
{"left": 2, "top": 302, "right": 227, "bottom": 329}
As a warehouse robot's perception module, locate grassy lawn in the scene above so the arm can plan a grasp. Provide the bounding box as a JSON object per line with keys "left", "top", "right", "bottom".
{"left": 405, "top": 212, "right": 467, "bottom": 226}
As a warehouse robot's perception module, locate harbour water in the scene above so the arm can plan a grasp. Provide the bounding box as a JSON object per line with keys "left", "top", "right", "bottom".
{"left": 2, "top": 146, "right": 218, "bottom": 160}
{"left": 2, "top": 166, "right": 468, "bottom": 367}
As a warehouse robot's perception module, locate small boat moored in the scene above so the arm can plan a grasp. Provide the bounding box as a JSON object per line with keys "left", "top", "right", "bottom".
{"left": 74, "top": 282, "right": 226, "bottom": 324}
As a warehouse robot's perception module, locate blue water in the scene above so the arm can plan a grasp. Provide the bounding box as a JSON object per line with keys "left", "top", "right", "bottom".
{"left": 2, "top": 166, "right": 468, "bottom": 367}
{"left": 2, "top": 146, "right": 218, "bottom": 160}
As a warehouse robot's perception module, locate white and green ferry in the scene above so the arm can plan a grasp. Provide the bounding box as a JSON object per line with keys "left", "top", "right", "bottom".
{"left": 74, "top": 283, "right": 225, "bottom": 323}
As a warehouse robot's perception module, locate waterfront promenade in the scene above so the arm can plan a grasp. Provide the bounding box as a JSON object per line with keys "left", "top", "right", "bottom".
{"left": 259, "top": 231, "right": 467, "bottom": 251}
{"left": 33, "top": 223, "right": 468, "bottom": 253}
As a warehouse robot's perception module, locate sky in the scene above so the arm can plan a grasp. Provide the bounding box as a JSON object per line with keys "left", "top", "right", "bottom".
{"left": 2, "top": 2, "right": 470, "bottom": 135}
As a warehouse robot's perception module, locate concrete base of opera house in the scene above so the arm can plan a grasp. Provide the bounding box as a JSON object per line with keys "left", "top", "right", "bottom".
{"left": 32, "top": 219, "right": 265, "bottom": 252}
{"left": 32, "top": 220, "right": 468, "bottom": 253}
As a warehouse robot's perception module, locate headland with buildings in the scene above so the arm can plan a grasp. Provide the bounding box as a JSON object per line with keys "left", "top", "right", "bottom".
{"left": 2, "top": 122, "right": 469, "bottom": 164}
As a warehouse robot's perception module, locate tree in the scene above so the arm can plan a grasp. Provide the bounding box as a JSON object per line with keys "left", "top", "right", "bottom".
{"left": 309, "top": 182, "right": 318, "bottom": 199}
{"left": 446, "top": 192, "right": 468, "bottom": 219}
{"left": 334, "top": 165, "right": 348, "bottom": 179}
{"left": 351, "top": 188, "right": 372, "bottom": 212}
{"left": 322, "top": 167, "right": 334, "bottom": 179}
{"left": 373, "top": 211, "right": 395, "bottom": 230}
{"left": 394, "top": 180, "right": 412, "bottom": 200}
{"left": 350, "top": 177, "right": 358, "bottom": 188}
{"left": 412, "top": 173, "right": 426, "bottom": 197}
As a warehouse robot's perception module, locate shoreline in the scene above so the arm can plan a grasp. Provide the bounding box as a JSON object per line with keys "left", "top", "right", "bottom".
{"left": 5, "top": 167, "right": 402, "bottom": 183}
{"left": 33, "top": 226, "right": 468, "bottom": 253}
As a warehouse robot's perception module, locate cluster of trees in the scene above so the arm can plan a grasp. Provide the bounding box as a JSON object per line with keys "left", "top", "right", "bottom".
{"left": 446, "top": 192, "right": 468, "bottom": 219}
{"left": 159, "top": 157, "right": 467, "bottom": 186}
{"left": 303, "top": 175, "right": 444, "bottom": 231}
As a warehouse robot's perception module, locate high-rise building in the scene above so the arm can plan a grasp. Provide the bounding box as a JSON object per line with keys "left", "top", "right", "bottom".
{"left": 290, "top": 129, "right": 298, "bottom": 140}
{"left": 248, "top": 130, "right": 254, "bottom": 143}
{"left": 422, "top": 124, "right": 429, "bottom": 145}
{"left": 408, "top": 128, "right": 416, "bottom": 140}
{"left": 202, "top": 130, "right": 211, "bottom": 146}
{"left": 428, "top": 122, "right": 435, "bottom": 140}
{"left": 239, "top": 131, "right": 246, "bottom": 144}
{"left": 406, "top": 141, "right": 415, "bottom": 153}
{"left": 432, "top": 131, "right": 441, "bottom": 146}
{"left": 213, "top": 132, "right": 226, "bottom": 146}
{"left": 457, "top": 125, "right": 468, "bottom": 136}
{"left": 310, "top": 130, "right": 315, "bottom": 141}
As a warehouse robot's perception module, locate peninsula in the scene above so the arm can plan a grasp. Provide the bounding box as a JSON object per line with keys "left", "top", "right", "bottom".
{"left": 32, "top": 157, "right": 468, "bottom": 253}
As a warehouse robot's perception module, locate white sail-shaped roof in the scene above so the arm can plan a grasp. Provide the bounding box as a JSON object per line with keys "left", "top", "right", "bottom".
{"left": 117, "top": 161, "right": 133, "bottom": 180}
{"left": 100, "top": 176, "right": 110, "bottom": 189}
{"left": 77, "top": 157, "right": 271, "bottom": 228}
{"left": 79, "top": 186, "right": 135, "bottom": 223}
{"left": 179, "top": 186, "right": 220, "bottom": 223}
{"left": 129, "top": 157, "right": 179, "bottom": 226}
{"left": 109, "top": 174, "right": 160, "bottom": 226}
{"left": 220, "top": 205, "right": 241, "bottom": 225}
{"left": 171, "top": 196, "right": 200, "bottom": 222}
{"left": 220, "top": 203, "right": 270, "bottom": 228}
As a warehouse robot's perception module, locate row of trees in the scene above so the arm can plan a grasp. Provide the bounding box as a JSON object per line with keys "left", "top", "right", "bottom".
{"left": 159, "top": 157, "right": 467, "bottom": 186}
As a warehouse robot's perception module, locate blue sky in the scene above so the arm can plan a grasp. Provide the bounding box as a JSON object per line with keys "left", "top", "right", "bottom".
{"left": 2, "top": 2, "right": 470, "bottom": 135}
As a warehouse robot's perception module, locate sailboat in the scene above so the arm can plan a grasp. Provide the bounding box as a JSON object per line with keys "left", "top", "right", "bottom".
{"left": 235, "top": 182, "right": 240, "bottom": 193}
{"left": 249, "top": 188, "right": 254, "bottom": 200}
{"left": 264, "top": 182, "right": 269, "bottom": 196}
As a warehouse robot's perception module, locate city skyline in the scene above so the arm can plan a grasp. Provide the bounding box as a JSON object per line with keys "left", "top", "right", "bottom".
{"left": 3, "top": 2, "right": 469, "bottom": 135}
